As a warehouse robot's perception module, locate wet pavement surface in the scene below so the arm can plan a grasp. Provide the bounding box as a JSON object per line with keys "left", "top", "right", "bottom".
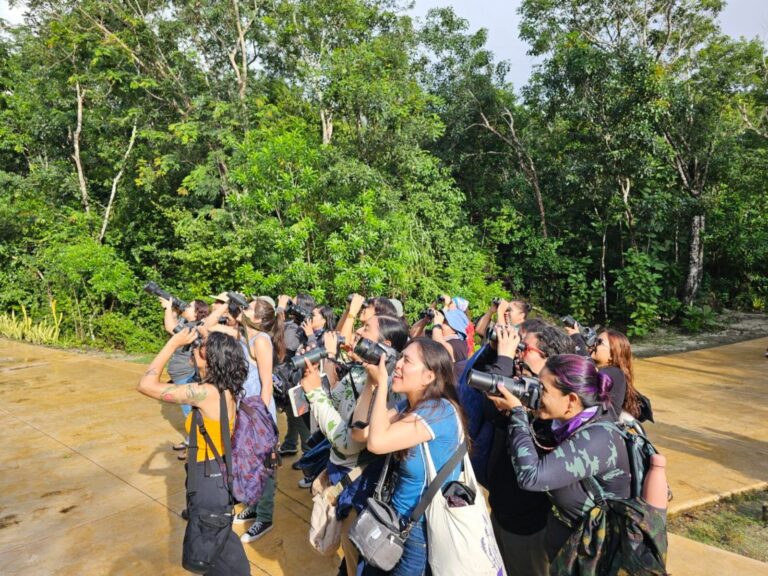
{"left": 1, "top": 336, "right": 767, "bottom": 575}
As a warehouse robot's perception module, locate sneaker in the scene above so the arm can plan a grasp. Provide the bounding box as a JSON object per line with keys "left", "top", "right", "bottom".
{"left": 298, "top": 476, "right": 313, "bottom": 489}
{"left": 241, "top": 521, "right": 273, "bottom": 543}
{"left": 291, "top": 460, "right": 303, "bottom": 470}
{"left": 233, "top": 505, "right": 258, "bottom": 525}
{"left": 279, "top": 446, "right": 298, "bottom": 457}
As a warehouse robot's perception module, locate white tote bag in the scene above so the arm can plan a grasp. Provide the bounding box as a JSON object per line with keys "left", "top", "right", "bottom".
{"left": 422, "top": 427, "right": 506, "bottom": 576}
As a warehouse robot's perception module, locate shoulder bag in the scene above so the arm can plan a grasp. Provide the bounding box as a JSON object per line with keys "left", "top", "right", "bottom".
{"left": 182, "top": 394, "right": 236, "bottom": 574}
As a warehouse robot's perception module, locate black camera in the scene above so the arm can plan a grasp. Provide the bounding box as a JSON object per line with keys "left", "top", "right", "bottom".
{"left": 492, "top": 297, "right": 502, "bottom": 306}
{"left": 227, "top": 291, "right": 249, "bottom": 310}
{"left": 467, "top": 370, "right": 542, "bottom": 410}
{"left": 173, "top": 319, "right": 204, "bottom": 351}
{"left": 485, "top": 325, "right": 526, "bottom": 353}
{"left": 285, "top": 299, "right": 312, "bottom": 324}
{"left": 561, "top": 315, "right": 599, "bottom": 348}
{"left": 290, "top": 336, "right": 346, "bottom": 370}
{"left": 353, "top": 337, "right": 398, "bottom": 373}
{"left": 144, "top": 281, "right": 188, "bottom": 312}
{"left": 419, "top": 308, "right": 436, "bottom": 320}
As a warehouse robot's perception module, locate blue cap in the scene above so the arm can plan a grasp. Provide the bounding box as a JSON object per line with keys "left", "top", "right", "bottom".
{"left": 444, "top": 309, "right": 469, "bottom": 338}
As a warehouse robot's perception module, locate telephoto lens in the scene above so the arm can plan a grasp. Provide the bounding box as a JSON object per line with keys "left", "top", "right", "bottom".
{"left": 227, "top": 291, "right": 249, "bottom": 310}
{"left": 561, "top": 315, "right": 578, "bottom": 329}
{"left": 290, "top": 336, "right": 346, "bottom": 371}
{"left": 466, "top": 370, "right": 542, "bottom": 410}
{"left": 143, "top": 281, "right": 189, "bottom": 312}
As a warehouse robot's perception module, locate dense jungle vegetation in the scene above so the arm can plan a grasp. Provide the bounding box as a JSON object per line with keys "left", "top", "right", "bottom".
{"left": 1, "top": 0, "right": 766, "bottom": 352}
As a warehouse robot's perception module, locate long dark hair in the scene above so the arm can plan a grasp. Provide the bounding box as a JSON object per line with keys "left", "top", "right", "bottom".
{"left": 316, "top": 305, "right": 337, "bottom": 331}
{"left": 396, "top": 338, "right": 469, "bottom": 456}
{"left": 201, "top": 332, "right": 247, "bottom": 397}
{"left": 375, "top": 314, "right": 409, "bottom": 351}
{"left": 544, "top": 354, "right": 612, "bottom": 409}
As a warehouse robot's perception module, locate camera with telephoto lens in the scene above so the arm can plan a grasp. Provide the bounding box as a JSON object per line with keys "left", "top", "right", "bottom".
{"left": 353, "top": 337, "right": 398, "bottom": 374}
{"left": 467, "top": 370, "right": 542, "bottom": 410}
{"left": 290, "top": 336, "right": 346, "bottom": 371}
{"left": 561, "top": 315, "right": 599, "bottom": 348}
{"left": 227, "top": 291, "right": 249, "bottom": 311}
{"left": 285, "top": 299, "right": 312, "bottom": 324}
{"left": 144, "top": 281, "right": 189, "bottom": 312}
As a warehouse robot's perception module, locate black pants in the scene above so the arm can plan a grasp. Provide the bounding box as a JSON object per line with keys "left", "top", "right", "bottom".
{"left": 186, "top": 460, "right": 250, "bottom": 576}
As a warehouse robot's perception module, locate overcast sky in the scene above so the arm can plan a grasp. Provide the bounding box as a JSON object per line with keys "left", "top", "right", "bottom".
{"left": 2, "top": 0, "right": 767, "bottom": 89}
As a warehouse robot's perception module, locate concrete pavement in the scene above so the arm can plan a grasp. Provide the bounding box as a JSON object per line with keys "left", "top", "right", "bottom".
{"left": 1, "top": 336, "right": 767, "bottom": 575}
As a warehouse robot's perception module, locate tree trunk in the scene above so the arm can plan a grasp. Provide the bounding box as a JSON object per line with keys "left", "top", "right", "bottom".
{"left": 72, "top": 80, "right": 89, "bottom": 213}
{"left": 683, "top": 213, "right": 705, "bottom": 306}
{"left": 321, "top": 108, "right": 333, "bottom": 145}
{"left": 99, "top": 122, "right": 138, "bottom": 243}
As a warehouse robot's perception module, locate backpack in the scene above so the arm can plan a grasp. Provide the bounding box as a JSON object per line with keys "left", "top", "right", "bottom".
{"left": 550, "top": 420, "right": 669, "bottom": 576}
{"left": 231, "top": 395, "right": 280, "bottom": 505}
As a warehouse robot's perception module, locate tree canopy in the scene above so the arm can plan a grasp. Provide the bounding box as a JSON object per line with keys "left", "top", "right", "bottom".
{"left": 0, "top": 0, "right": 765, "bottom": 350}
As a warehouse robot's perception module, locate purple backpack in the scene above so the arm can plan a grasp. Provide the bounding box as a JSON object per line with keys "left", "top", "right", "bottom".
{"left": 231, "top": 396, "right": 279, "bottom": 505}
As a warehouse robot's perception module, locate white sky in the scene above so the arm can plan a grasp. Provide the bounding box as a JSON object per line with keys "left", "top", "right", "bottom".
{"left": 2, "top": 0, "right": 767, "bottom": 89}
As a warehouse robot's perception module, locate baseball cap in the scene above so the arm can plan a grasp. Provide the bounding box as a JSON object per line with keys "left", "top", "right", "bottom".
{"left": 444, "top": 309, "right": 469, "bottom": 338}
{"left": 389, "top": 298, "right": 404, "bottom": 318}
{"left": 210, "top": 292, "right": 230, "bottom": 303}
{"left": 255, "top": 295, "right": 276, "bottom": 308}
{"left": 452, "top": 296, "right": 469, "bottom": 312}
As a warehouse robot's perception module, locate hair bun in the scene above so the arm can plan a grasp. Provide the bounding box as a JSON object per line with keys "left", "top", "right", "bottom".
{"left": 597, "top": 371, "right": 613, "bottom": 404}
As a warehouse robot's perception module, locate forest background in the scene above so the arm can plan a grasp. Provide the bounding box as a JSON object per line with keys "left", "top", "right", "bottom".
{"left": 0, "top": 0, "right": 766, "bottom": 353}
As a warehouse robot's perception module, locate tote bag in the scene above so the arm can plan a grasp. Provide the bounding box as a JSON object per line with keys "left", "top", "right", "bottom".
{"left": 422, "top": 421, "right": 506, "bottom": 576}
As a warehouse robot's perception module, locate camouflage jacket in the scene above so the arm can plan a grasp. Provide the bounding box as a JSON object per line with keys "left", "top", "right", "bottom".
{"left": 507, "top": 407, "right": 632, "bottom": 527}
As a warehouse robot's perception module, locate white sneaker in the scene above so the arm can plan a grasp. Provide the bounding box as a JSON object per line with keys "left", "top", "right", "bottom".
{"left": 241, "top": 521, "right": 273, "bottom": 543}
{"left": 298, "top": 476, "right": 313, "bottom": 489}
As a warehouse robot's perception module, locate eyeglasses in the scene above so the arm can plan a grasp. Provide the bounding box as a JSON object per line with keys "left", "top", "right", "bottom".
{"left": 594, "top": 337, "right": 607, "bottom": 347}
{"left": 521, "top": 341, "right": 547, "bottom": 358}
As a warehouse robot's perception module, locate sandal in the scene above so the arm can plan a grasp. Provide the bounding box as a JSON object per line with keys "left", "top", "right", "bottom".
{"left": 177, "top": 449, "right": 188, "bottom": 461}
{"left": 172, "top": 442, "right": 188, "bottom": 451}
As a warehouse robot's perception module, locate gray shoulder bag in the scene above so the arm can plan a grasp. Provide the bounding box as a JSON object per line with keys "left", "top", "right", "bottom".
{"left": 348, "top": 441, "right": 467, "bottom": 571}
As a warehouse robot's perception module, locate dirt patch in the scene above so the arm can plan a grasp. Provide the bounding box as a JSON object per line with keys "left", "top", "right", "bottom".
{"left": 631, "top": 311, "right": 768, "bottom": 358}
{"left": 669, "top": 488, "right": 768, "bottom": 563}
{"left": 0, "top": 514, "right": 20, "bottom": 529}
{"left": 59, "top": 505, "right": 77, "bottom": 514}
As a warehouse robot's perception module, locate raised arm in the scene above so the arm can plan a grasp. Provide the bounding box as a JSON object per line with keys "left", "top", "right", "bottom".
{"left": 161, "top": 298, "right": 179, "bottom": 334}
{"left": 507, "top": 408, "right": 621, "bottom": 492}
{"left": 366, "top": 356, "right": 431, "bottom": 455}
{"left": 137, "top": 328, "right": 209, "bottom": 406}
{"left": 252, "top": 335, "right": 274, "bottom": 407}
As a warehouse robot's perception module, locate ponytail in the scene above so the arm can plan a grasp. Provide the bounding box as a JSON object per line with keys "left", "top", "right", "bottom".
{"left": 596, "top": 371, "right": 613, "bottom": 407}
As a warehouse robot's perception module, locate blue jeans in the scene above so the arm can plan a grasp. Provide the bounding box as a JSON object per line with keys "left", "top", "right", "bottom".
{"left": 391, "top": 521, "right": 430, "bottom": 576}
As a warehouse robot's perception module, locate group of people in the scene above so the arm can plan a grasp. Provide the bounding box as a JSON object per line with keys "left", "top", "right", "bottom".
{"left": 136, "top": 289, "right": 662, "bottom": 576}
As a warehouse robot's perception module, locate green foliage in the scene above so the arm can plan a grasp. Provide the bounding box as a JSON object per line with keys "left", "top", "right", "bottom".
{"left": 680, "top": 305, "right": 718, "bottom": 334}
{"left": 0, "top": 301, "right": 63, "bottom": 345}
{"left": 613, "top": 250, "right": 664, "bottom": 337}
{"left": 0, "top": 0, "right": 765, "bottom": 352}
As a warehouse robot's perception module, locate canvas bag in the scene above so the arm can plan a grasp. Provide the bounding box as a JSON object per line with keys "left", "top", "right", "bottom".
{"left": 308, "top": 466, "right": 365, "bottom": 556}
{"left": 230, "top": 395, "right": 279, "bottom": 505}
{"left": 422, "top": 412, "right": 506, "bottom": 576}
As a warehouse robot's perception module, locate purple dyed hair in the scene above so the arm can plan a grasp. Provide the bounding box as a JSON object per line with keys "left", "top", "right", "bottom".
{"left": 544, "top": 354, "right": 612, "bottom": 408}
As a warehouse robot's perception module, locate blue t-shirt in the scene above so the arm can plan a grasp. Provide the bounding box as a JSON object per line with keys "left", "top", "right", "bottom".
{"left": 391, "top": 398, "right": 462, "bottom": 522}
{"left": 240, "top": 335, "right": 277, "bottom": 423}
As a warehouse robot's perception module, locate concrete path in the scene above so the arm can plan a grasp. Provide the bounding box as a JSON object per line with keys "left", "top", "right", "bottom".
{"left": 1, "top": 336, "right": 767, "bottom": 575}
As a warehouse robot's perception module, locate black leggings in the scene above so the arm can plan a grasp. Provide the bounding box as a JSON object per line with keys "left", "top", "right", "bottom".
{"left": 186, "top": 460, "right": 250, "bottom": 576}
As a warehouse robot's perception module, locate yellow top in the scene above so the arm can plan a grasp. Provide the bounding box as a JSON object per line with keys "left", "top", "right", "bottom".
{"left": 185, "top": 410, "right": 235, "bottom": 463}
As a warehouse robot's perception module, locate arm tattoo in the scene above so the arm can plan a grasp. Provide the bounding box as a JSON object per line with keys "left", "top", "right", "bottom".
{"left": 184, "top": 384, "right": 208, "bottom": 404}
{"left": 160, "top": 385, "right": 177, "bottom": 403}
{"left": 144, "top": 367, "right": 159, "bottom": 377}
